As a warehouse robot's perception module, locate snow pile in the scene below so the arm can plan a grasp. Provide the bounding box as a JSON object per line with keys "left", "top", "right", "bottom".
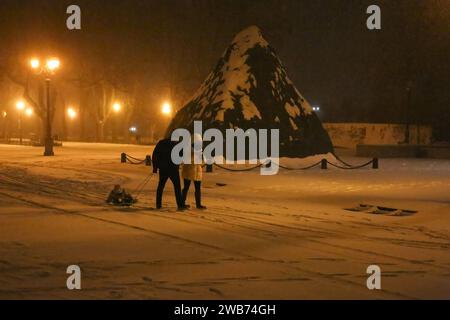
{"left": 167, "top": 26, "right": 333, "bottom": 158}
{"left": 191, "top": 26, "right": 269, "bottom": 122}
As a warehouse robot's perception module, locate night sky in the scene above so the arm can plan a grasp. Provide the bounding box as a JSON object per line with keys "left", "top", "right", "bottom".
{"left": 0, "top": 0, "right": 449, "bottom": 139}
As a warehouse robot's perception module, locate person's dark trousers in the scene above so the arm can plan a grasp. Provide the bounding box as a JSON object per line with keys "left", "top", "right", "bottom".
{"left": 156, "top": 170, "right": 183, "bottom": 208}
{"left": 182, "top": 179, "right": 202, "bottom": 207}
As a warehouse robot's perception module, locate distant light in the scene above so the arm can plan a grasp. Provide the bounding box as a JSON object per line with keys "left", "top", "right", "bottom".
{"left": 312, "top": 106, "right": 321, "bottom": 112}
{"left": 16, "top": 100, "right": 25, "bottom": 110}
{"left": 25, "top": 108, "right": 33, "bottom": 117}
{"left": 129, "top": 126, "right": 137, "bottom": 133}
{"left": 113, "top": 102, "right": 121, "bottom": 113}
{"left": 67, "top": 107, "right": 77, "bottom": 119}
{"left": 162, "top": 101, "right": 172, "bottom": 116}
{"left": 2, "top": 111, "right": 7, "bottom": 118}
{"left": 46, "top": 58, "right": 60, "bottom": 71}
{"left": 30, "top": 58, "right": 40, "bottom": 69}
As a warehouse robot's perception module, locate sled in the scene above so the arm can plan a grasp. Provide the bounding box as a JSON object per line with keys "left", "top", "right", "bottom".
{"left": 107, "top": 199, "right": 137, "bottom": 207}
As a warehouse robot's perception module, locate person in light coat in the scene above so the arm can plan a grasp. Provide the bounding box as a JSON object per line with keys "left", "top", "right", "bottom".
{"left": 181, "top": 135, "right": 206, "bottom": 209}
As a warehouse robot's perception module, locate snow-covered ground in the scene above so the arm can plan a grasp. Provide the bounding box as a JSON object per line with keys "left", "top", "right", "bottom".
{"left": 0, "top": 142, "right": 449, "bottom": 299}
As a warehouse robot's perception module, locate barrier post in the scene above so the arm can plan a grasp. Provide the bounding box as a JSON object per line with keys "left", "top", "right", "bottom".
{"left": 145, "top": 155, "right": 152, "bottom": 166}
{"left": 321, "top": 159, "right": 327, "bottom": 170}
{"left": 206, "top": 164, "right": 213, "bottom": 173}
{"left": 121, "top": 152, "right": 126, "bottom": 163}
{"left": 372, "top": 157, "right": 379, "bottom": 169}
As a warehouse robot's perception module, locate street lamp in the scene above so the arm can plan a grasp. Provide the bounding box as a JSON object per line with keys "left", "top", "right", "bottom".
{"left": 16, "top": 100, "right": 25, "bottom": 111}
{"left": 162, "top": 101, "right": 172, "bottom": 116}
{"left": 25, "top": 108, "right": 33, "bottom": 117}
{"left": 30, "top": 58, "right": 40, "bottom": 69}
{"left": 112, "top": 102, "right": 121, "bottom": 113}
{"left": 111, "top": 102, "right": 122, "bottom": 142}
{"left": 67, "top": 107, "right": 77, "bottom": 119}
{"left": 29, "top": 57, "right": 60, "bottom": 156}
{"left": 46, "top": 59, "right": 60, "bottom": 71}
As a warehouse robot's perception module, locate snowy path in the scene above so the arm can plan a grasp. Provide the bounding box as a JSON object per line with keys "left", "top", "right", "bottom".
{"left": 0, "top": 142, "right": 449, "bottom": 299}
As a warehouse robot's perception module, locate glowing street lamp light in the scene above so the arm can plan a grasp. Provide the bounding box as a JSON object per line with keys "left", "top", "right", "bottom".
{"left": 67, "top": 107, "right": 77, "bottom": 119}
{"left": 25, "top": 108, "right": 33, "bottom": 117}
{"left": 113, "top": 102, "right": 121, "bottom": 113}
{"left": 162, "top": 101, "right": 172, "bottom": 116}
{"left": 30, "top": 58, "right": 60, "bottom": 73}
{"left": 30, "top": 58, "right": 40, "bottom": 69}
{"left": 15, "top": 100, "right": 26, "bottom": 144}
{"left": 46, "top": 58, "right": 60, "bottom": 72}
{"left": 16, "top": 100, "right": 25, "bottom": 111}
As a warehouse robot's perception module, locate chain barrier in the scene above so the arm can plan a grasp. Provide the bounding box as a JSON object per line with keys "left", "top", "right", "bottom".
{"left": 326, "top": 159, "right": 375, "bottom": 170}
{"left": 121, "top": 153, "right": 377, "bottom": 171}
{"left": 126, "top": 156, "right": 146, "bottom": 165}
{"left": 213, "top": 158, "right": 376, "bottom": 171}
{"left": 275, "top": 160, "right": 323, "bottom": 170}
{"left": 121, "top": 153, "right": 148, "bottom": 165}
{"left": 213, "top": 163, "right": 262, "bottom": 172}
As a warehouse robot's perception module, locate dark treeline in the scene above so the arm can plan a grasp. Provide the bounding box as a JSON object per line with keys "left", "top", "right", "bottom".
{"left": 0, "top": 0, "right": 449, "bottom": 142}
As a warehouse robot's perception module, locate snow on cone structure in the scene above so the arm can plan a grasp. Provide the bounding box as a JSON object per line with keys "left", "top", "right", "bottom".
{"left": 166, "top": 26, "right": 334, "bottom": 158}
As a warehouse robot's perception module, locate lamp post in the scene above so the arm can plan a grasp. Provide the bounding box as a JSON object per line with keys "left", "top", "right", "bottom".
{"left": 1, "top": 111, "right": 7, "bottom": 140}
{"left": 112, "top": 102, "right": 121, "bottom": 142}
{"left": 30, "top": 57, "right": 60, "bottom": 156}
{"left": 162, "top": 101, "right": 172, "bottom": 117}
{"left": 65, "top": 107, "right": 77, "bottom": 140}
{"left": 161, "top": 101, "right": 173, "bottom": 140}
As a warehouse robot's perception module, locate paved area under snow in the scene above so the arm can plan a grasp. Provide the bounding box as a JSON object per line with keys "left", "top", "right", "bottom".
{"left": 0, "top": 142, "right": 449, "bottom": 299}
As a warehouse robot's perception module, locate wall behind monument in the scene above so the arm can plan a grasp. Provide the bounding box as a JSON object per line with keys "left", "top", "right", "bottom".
{"left": 323, "top": 123, "right": 432, "bottom": 149}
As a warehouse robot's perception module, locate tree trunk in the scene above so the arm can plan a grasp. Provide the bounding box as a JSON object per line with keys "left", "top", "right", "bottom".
{"left": 97, "top": 121, "right": 105, "bottom": 142}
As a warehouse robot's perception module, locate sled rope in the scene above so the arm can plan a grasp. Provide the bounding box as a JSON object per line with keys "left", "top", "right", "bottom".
{"left": 132, "top": 172, "right": 153, "bottom": 200}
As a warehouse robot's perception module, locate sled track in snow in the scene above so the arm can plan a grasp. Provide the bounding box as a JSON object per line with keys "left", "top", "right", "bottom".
{"left": 1, "top": 165, "right": 448, "bottom": 274}
{"left": 0, "top": 189, "right": 417, "bottom": 299}
{"left": 1, "top": 163, "right": 448, "bottom": 298}
{"left": 209, "top": 206, "right": 450, "bottom": 251}
{"left": 131, "top": 203, "right": 450, "bottom": 273}
{"left": 2, "top": 165, "right": 448, "bottom": 273}
{"left": 208, "top": 207, "right": 450, "bottom": 264}
{"left": 0, "top": 164, "right": 112, "bottom": 204}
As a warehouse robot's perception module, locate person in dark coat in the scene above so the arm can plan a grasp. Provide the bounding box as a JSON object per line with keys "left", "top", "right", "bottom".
{"left": 152, "top": 138, "right": 186, "bottom": 210}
